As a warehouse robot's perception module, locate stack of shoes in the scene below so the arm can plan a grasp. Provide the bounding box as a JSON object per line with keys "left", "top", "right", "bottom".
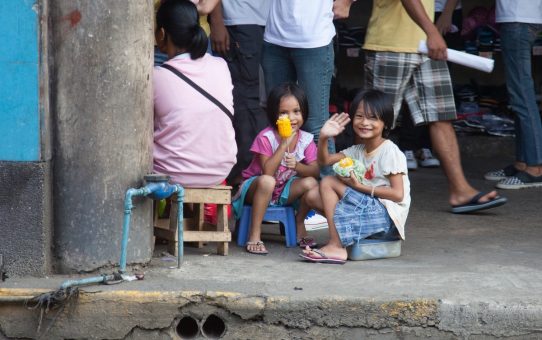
{"left": 455, "top": 85, "right": 478, "bottom": 102}
{"left": 464, "top": 40, "right": 479, "bottom": 55}
{"left": 492, "top": 37, "right": 501, "bottom": 52}
{"left": 477, "top": 26, "right": 495, "bottom": 56}
{"left": 454, "top": 85, "right": 481, "bottom": 134}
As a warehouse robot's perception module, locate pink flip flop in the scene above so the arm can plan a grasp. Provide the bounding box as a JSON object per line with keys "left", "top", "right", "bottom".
{"left": 298, "top": 249, "right": 346, "bottom": 264}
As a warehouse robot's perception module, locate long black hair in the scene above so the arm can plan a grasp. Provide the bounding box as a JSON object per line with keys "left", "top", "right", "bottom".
{"left": 156, "top": 0, "right": 208, "bottom": 60}
{"left": 349, "top": 89, "right": 394, "bottom": 137}
{"left": 266, "top": 82, "right": 309, "bottom": 128}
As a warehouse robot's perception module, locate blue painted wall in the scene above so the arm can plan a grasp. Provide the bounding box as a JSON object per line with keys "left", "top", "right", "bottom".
{"left": 0, "top": 1, "right": 40, "bottom": 161}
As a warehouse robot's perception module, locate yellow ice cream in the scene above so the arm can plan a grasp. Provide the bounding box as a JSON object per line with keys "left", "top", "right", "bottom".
{"left": 277, "top": 116, "right": 292, "bottom": 138}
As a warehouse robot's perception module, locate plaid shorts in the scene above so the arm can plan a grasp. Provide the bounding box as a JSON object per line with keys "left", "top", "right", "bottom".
{"left": 364, "top": 51, "right": 457, "bottom": 126}
{"left": 334, "top": 187, "right": 393, "bottom": 247}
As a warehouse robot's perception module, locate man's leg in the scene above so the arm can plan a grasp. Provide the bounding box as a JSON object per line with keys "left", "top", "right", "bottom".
{"left": 413, "top": 59, "right": 503, "bottom": 208}
{"left": 290, "top": 43, "right": 334, "bottom": 149}
{"left": 500, "top": 23, "right": 542, "bottom": 176}
{"left": 225, "top": 25, "right": 268, "bottom": 184}
{"left": 428, "top": 121, "right": 499, "bottom": 206}
{"left": 261, "top": 42, "right": 296, "bottom": 97}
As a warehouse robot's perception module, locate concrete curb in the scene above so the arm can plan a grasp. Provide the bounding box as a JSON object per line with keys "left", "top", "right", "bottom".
{"left": 1, "top": 288, "right": 541, "bottom": 339}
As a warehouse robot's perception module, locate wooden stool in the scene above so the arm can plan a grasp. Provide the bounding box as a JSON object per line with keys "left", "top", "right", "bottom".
{"left": 154, "top": 185, "right": 232, "bottom": 256}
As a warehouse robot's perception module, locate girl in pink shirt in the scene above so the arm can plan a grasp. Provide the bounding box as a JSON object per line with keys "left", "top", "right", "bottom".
{"left": 232, "top": 83, "right": 321, "bottom": 255}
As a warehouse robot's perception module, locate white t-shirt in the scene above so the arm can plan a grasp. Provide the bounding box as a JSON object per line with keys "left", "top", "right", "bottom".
{"left": 222, "top": 0, "right": 271, "bottom": 26}
{"left": 341, "top": 140, "right": 411, "bottom": 240}
{"left": 434, "top": 0, "right": 461, "bottom": 13}
{"left": 264, "top": 0, "right": 336, "bottom": 48}
{"left": 496, "top": 0, "right": 542, "bottom": 24}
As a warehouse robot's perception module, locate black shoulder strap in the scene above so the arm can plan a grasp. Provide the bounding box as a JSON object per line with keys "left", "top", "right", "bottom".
{"left": 160, "top": 63, "right": 233, "bottom": 122}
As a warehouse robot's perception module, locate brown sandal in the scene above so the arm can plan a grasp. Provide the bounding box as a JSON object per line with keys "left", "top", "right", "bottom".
{"left": 246, "top": 241, "right": 268, "bottom": 255}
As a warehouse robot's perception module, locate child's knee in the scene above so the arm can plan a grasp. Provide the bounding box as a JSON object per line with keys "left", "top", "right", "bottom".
{"left": 301, "top": 177, "right": 318, "bottom": 191}
{"left": 256, "top": 175, "right": 276, "bottom": 192}
{"left": 305, "top": 186, "right": 321, "bottom": 204}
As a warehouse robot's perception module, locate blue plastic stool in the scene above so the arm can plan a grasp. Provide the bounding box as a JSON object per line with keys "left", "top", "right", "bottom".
{"left": 236, "top": 205, "right": 297, "bottom": 248}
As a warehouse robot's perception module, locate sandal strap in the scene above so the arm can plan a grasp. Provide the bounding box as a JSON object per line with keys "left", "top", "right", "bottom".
{"left": 246, "top": 241, "right": 265, "bottom": 246}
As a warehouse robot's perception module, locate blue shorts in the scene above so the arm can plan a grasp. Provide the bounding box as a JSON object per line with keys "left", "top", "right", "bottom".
{"left": 334, "top": 187, "right": 394, "bottom": 247}
{"left": 232, "top": 176, "right": 298, "bottom": 220}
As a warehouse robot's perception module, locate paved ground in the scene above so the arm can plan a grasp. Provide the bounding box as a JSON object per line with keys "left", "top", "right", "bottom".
{"left": 1, "top": 135, "right": 541, "bottom": 339}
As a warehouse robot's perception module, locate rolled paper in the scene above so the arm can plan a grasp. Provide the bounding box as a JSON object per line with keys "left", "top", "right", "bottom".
{"left": 276, "top": 116, "right": 292, "bottom": 138}
{"left": 418, "top": 40, "right": 494, "bottom": 73}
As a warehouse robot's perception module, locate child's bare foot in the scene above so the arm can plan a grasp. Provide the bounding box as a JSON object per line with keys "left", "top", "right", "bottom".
{"left": 246, "top": 241, "right": 268, "bottom": 255}
{"left": 299, "top": 245, "right": 347, "bottom": 264}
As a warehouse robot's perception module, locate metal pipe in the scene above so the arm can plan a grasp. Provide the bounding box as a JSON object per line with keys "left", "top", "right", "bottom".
{"left": 120, "top": 180, "right": 184, "bottom": 272}
{"left": 60, "top": 274, "right": 117, "bottom": 290}
{"left": 0, "top": 296, "right": 33, "bottom": 303}
{"left": 120, "top": 187, "right": 150, "bottom": 273}
{"left": 58, "top": 176, "right": 184, "bottom": 290}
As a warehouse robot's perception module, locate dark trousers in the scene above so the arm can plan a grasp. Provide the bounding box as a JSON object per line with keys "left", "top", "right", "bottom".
{"left": 223, "top": 25, "right": 268, "bottom": 182}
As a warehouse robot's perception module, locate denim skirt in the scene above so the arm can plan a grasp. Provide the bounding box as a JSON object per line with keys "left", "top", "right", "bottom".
{"left": 334, "top": 187, "right": 393, "bottom": 247}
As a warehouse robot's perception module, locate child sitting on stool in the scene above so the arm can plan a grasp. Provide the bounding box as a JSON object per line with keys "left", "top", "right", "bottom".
{"left": 300, "top": 89, "right": 411, "bottom": 264}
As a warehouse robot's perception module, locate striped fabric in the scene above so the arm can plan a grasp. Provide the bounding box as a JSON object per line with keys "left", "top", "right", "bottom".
{"left": 364, "top": 51, "right": 457, "bottom": 126}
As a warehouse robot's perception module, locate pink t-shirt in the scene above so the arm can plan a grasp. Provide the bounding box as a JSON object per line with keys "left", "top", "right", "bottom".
{"left": 242, "top": 127, "right": 318, "bottom": 179}
{"left": 153, "top": 53, "right": 237, "bottom": 187}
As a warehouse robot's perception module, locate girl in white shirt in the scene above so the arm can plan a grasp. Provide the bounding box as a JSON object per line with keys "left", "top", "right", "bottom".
{"left": 300, "top": 90, "right": 411, "bottom": 264}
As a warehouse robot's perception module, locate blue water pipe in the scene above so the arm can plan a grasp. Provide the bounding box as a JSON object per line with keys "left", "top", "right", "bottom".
{"left": 60, "top": 274, "right": 119, "bottom": 290}
{"left": 59, "top": 174, "right": 184, "bottom": 290}
{"left": 120, "top": 174, "right": 184, "bottom": 272}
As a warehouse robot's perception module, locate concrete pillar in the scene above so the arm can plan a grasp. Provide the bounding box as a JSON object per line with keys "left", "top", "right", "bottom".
{"left": 50, "top": 1, "right": 153, "bottom": 272}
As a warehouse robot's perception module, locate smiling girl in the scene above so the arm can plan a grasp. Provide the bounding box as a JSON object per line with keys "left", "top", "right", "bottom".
{"left": 300, "top": 89, "right": 411, "bottom": 264}
{"left": 232, "top": 83, "right": 321, "bottom": 255}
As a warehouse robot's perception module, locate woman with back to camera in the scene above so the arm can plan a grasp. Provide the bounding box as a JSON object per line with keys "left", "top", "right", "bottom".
{"left": 153, "top": 0, "right": 236, "bottom": 188}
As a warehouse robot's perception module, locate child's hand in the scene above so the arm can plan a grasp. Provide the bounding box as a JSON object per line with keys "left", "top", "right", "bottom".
{"left": 320, "top": 113, "right": 350, "bottom": 138}
{"left": 284, "top": 153, "right": 297, "bottom": 169}
{"left": 338, "top": 170, "right": 360, "bottom": 189}
{"left": 280, "top": 131, "right": 296, "bottom": 146}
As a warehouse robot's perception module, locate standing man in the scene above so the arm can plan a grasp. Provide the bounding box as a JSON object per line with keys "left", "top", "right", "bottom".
{"left": 485, "top": 0, "right": 542, "bottom": 189}
{"left": 210, "top": 0, "right": 271, "bottom": 186}
{"left": 261, "top": 0, "right": 356, "bottom": 158}
{"left": 363, "top": 0, "right": 507, "bottom": 213}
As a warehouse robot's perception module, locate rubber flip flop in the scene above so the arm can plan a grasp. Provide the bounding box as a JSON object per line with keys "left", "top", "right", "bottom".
{"left": 246, "top": 241, "right": 268, "bottom": 255}
{"left": 451, "top": 192, "right": 507, "bottom": 214}
{"left": 298, "top": 249, "right": 346, "bottom": 264}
